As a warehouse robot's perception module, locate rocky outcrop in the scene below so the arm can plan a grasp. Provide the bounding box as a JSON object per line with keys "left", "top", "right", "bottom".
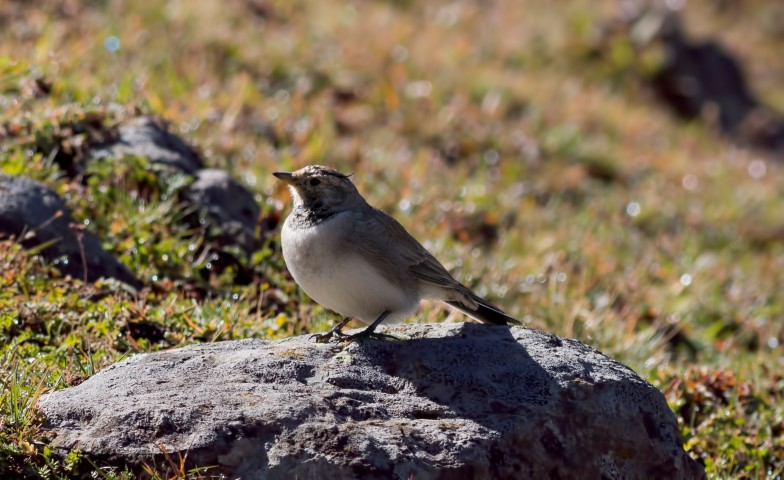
{"left": 0, "top": 173, "right": 142, "bottom": 289}
{"left": 40, "top": 323, "right": 706, "bottom": 480}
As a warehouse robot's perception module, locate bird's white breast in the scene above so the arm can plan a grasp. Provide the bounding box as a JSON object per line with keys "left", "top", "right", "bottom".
{"left": 281, "top": 212, "right": 418, "bottom": 325}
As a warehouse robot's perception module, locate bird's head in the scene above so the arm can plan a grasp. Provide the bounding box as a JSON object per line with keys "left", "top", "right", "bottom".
{"left": 273, "top": 165, "right": 363, "bottom": 211}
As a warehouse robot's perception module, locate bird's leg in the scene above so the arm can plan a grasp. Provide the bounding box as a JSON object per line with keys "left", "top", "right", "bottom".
{"left": 346, "top": 311, "right": 399, "bottom": 341}
{"left": 312, "top": 318, "right": 352, "bottom": 343}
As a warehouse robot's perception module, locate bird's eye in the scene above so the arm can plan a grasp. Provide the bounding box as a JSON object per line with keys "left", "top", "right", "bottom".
{"left": 309, "top": 178, "right": 321, "bottom": 186}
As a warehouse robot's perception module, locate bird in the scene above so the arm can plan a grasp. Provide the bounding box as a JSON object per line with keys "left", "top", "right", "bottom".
{"left": 273, "top": 165, "right": 520, "bottom": 341}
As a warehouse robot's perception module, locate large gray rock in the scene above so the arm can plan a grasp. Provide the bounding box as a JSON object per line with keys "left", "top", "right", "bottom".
{"left": 0, "top": 174, "right": 142, "bottom": 289}
{"left": 89, "top": 116, "right": 203, "bottom": 174}
{"left": 40, "top": 323, "right": 705, "bottom": 480}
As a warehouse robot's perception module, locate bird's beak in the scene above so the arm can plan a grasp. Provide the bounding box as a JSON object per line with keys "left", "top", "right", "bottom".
{"left": 273, "top": 171, "right": 295, "bottom": 184}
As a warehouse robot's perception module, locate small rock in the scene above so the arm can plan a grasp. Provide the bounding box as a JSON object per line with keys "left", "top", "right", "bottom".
{"left": 40, "top": 323, "right": 705, "bottom": 480}
{"left": 0, "top": 174, "right": 141, "bottom": 289}
{"left": 652, "top": 13, "right": 784, "bottom": 154}
{"left": 181, "top": 168, "right": 260, "bottom": 255}
{"left": 89, "top": 117, "right": 260, "bottom": 260}
{"left": 90, "top": 116, "right": 203, "bottom": 174}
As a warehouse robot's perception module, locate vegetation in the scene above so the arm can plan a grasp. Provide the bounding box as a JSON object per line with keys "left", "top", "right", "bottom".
{"left": 1, "top": 0, "right": 782, "bottom": 478}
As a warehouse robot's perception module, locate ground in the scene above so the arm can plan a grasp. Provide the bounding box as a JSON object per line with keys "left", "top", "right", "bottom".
{"left": 0, "top": 0, "right": 782, "bottom": 478}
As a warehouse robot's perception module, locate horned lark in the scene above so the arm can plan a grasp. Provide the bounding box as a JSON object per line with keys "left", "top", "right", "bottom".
{"left": 274, "top": 165, "right": 519, "bottom": 341}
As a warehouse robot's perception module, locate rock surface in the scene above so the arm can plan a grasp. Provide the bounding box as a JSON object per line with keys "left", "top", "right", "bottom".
{"left": 40, "top": 323, "right": 706, "bottom": 480}
{"left": 0, "top": 174, "right": 142, "bottom": 289}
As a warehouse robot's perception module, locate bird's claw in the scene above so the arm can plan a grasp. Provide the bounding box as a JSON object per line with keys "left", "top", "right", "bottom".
{"left": 311, "top": 319, "right": 351, "bottom": 343}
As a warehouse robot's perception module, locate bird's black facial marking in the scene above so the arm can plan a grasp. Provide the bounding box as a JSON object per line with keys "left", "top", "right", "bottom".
{"left": 292, "top": 203, "right": 335, "bottom": 226}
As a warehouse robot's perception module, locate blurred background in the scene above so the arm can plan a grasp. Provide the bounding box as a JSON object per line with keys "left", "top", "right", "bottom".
{"left": 1, "top": 0, "right": 783, "bottom": 478}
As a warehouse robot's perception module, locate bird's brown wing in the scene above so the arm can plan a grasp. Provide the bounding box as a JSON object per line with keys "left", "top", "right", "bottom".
{"left": 345, "top": 206, "right": 521, "bottom": 326}
{"left": 345, "top": 205, "right": 467, "bottom": 291}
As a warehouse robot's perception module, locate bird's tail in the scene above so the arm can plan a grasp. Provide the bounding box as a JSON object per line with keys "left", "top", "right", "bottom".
{"left": 446, "top": 294, "right": 520, "bottom": 326}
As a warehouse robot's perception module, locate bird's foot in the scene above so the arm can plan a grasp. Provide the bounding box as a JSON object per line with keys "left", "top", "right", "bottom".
{"left": 345, "top": 326, "right": 400, "bottom": 342}
{"left": 314, "top": 312, "right": 400, "bottom": 343}
{"left": 344, "top": 310, "right": 399, "bottom": 342}
{"left": 347, "top": 331, "right": 400, "bottom": 342}
{"left": 312, "top": 318, "right": 351, "bottom": 343}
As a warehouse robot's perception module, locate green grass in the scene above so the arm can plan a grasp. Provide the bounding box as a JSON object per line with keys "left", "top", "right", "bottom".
{"left": 1, "top": 0, "right": 783, "bottom": 478}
